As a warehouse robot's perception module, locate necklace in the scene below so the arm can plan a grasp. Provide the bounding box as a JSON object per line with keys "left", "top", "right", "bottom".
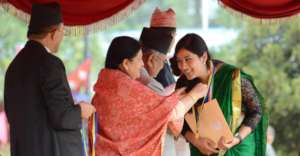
{"left": 192, "top": 61, "right": 215, "bottom": 138}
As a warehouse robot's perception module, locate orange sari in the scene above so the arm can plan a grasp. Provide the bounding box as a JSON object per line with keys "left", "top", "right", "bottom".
{"left": 91, "top": 69, "right": 179, "bottom": 156}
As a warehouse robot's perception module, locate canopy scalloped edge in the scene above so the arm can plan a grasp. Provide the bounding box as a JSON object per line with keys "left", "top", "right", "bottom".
{"left": 0, "top": 0, "right": 145, "bottom": 36}
{"left": 218, "top": 0, "right": 300, "bottom": 24}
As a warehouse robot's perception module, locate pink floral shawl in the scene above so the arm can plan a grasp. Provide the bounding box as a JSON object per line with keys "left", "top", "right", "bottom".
{"left": 92, "top": 69, "right": 179, "bottom": 156}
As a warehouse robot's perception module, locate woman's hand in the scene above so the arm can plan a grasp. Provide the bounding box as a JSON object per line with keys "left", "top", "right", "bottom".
{"left": 174, "top": 87, "right": 187, "bottom": 98}
{"left": 190, "top": 83, "right": 208, "bottom": 99}
{"left": 218, "top": 136, "right": 240, "bottom": 150}
{"left": 194, "top": 137, "right": 219, "bottom": 155}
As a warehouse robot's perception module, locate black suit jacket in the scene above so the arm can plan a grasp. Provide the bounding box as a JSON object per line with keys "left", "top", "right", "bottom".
{"left": 4, "top": 40, "right": 83, "bottom": 156}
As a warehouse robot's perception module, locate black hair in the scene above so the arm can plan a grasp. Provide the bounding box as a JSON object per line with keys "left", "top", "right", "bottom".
{"left": 105, "top": 36, "right": 141, "bottom": 69}
{"left": 27, "top": 24, "right": 61, "bottom": 39}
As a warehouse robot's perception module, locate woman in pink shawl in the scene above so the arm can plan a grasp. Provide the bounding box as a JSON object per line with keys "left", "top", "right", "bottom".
{"left": 92, "top": 36, "right": 207, "bottom": 156}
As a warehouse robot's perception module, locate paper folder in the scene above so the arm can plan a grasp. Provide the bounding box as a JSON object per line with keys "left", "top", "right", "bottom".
{"left": 185, "top": 99, "right": 233, "bottom": 145}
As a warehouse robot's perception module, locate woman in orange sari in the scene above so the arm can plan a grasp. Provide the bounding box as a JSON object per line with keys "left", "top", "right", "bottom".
{"left": 91, "top": 36, "right": 208, "bottom": 156}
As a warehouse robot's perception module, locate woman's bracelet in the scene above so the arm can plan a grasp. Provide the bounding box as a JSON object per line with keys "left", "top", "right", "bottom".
{"left": 234, "top": 133, "right": 243, "bottom": 144}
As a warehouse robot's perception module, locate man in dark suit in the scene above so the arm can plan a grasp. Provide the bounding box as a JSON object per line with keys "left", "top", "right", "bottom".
{"left": 4, "top": 2, "right": 95, "bottom": 156}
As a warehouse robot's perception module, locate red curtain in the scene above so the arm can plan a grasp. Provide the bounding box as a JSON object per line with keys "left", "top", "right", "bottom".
{"left": 220, "top": 0, "right": 300, "bottom": 19}
{"left": 2, "top": 0, "right": 300, "bottom": 28}
{"left": 2, "top": 0, "right": 144, "bottom": 26}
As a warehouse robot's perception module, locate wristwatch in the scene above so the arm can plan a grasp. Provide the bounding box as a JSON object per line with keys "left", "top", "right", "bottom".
{"left": 234, "top": 133, "right": 243, "bottom": 144}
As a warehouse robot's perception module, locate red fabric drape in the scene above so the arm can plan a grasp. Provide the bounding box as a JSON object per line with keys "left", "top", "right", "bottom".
{"left": 220, "top": 0, "right": 300, "bottom": 19}
{"left": 2, "top": 0, "right": 143, "bottom": 26}
{"left": 3, "top": 0, "right": 300, "bottom": 26}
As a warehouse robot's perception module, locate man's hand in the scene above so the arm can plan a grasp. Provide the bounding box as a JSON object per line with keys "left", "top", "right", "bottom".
{"left": 79, "top": 101, "right": 96, "bottom": 119}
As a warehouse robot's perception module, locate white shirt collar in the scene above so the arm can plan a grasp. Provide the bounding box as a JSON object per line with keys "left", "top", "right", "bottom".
{"left": 44, "top": 46, "right": 52, "bottom": 53}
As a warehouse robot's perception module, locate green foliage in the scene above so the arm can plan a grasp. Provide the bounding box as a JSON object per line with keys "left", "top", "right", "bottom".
{"left": 107, "top": 0, "right": 203, "bottom": 32}
{"left": 0, "top": 9, "right": 27, "bottom": 101}
{"left": 210, "top": 7, "right": 245, "bottom": 28}
{"left": 87, "top": 34, "right": 106, "bottom": 89}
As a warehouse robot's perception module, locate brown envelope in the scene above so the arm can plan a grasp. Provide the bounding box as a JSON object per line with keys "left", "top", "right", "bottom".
{"left": 185, "top": 99, "right": 233, "bottom": 145}
{"left": 185, "top": 111, "right": 198, "bottom": 135}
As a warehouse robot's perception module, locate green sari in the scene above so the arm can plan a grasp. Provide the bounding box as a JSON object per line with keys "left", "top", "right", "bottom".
{"left": 190, "top": 63, "right": 268, "bottom": 156}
